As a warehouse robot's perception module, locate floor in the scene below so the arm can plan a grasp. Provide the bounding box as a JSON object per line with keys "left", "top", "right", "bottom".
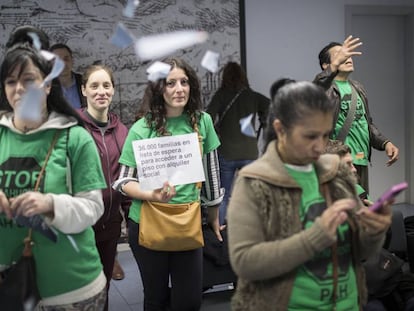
{"left": 108, "top": 203, "right": 414, "bottom": 311}
{"left": 108, "top": 244, "right": 233, "bottom": 311}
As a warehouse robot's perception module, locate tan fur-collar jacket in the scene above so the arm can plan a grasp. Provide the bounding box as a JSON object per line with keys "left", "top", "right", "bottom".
{"left": 228, "top": 140, "right": 386, "bottom": 311}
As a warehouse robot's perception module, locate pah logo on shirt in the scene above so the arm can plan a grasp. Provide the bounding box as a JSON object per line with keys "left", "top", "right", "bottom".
{"left": 302, "top": 201, "right": 352, "bottom": 280}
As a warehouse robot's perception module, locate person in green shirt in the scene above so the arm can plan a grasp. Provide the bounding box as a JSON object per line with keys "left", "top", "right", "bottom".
{"left": 313, "top": 35, "right": 399, "bottom": 193}
{"left": 227, "top": 80, "right": 392, "bottom": 311}
{"left": 113, "top": 57, "right": 223, "bottom": 311}
{"left": 0, "top": 26, "right": 107, "bottom": 310}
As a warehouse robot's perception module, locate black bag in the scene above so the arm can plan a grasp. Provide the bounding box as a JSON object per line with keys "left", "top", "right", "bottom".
{"left": 364, "top": 248, "right": 404, "bottom": 298}
{"left": 0, "top": 235, "right": 40, "bottom": 311}
{"left": 202, "top": 224, "right": 237, "bottom": 291}
{"left": 202, "top": 224, "right": 230, "bottom": 266}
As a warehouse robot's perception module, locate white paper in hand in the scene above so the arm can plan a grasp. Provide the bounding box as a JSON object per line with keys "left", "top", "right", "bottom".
{"left": 134, "top": 30, "right": 209, "bottom": 61}
{"left": 132, "top": 133, "right": 205, "bottom": 191}
{"left": 146, "top": 61, "right": 171, "bottom": 82}
{"left": 201, "top": 50, "right": 220, "bottom": 73}
{"left": 109, "top": 23, "right": 136, "bottom": 49}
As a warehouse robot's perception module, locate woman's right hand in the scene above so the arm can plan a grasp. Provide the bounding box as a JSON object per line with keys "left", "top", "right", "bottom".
{"left": 319, "top": 198, "right": 356, "bottom": 236}
{"left": 0, "top": 190, "right": 12, "bottom": 219}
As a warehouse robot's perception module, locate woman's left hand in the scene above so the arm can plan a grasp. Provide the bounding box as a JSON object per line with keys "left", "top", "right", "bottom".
{"left": 207, "top": 205, "right": 223, "bottom": 242}
{"left": 9, "top": 191, "right": 54, "bottom": 218}
{"left": 357, "top": 200, "right": 393, "bottom": 235}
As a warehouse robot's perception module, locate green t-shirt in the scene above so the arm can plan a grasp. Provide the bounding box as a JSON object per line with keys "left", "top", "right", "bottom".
{"left": 119, "top": 112, "right": 220, "bottom": 223}
{"left": 285, "top": 165, "right": 358, "bottom": 310}
{"left": 333, "top": 80, "right": 369, "bottom": 166}
{"left": 356, "top": 184, "right": 369, "bottom": 201}
{"left": 0, "top": 126, "right": 107, "bottom": 298}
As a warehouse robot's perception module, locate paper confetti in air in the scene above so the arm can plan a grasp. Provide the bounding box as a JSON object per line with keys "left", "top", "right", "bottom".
{"left": 15, "top": 55, "right": 63, "bottom": 122}
{"left": 40, "top": 50, "right": 56, "bottom": 61}
{"left": 240, "top": 113, "right": 259, "bottom": 138}
{"left": 16, "top": 84, "right": 44, "bottom": 122}
{"left": 134, "top": 30, "right": 209, "bottom": 61}
{"left": 201, "top": 50, "right": 220, "bottom": 73}
{"left": 27, "top": 32, "right": 41, "bottom": 50}
{"left": 109, "top": 22, "right": 136, "bottom": 49}
{"left": 146, "top": 61, "right": 172, "bottom": 82}
{"left": 41, "top": 56, "right": 64, "bottom": 86}
{"left": 67, "top": 235, "right": 80, "bottom": 252}
{"left": 123, "top": 0, "right": 140, "bottom": 18}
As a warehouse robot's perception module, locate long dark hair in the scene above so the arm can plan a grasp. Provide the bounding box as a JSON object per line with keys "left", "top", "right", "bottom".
{"left": 263, "top": 81, "right": 334, "bottom": 151}
{"left": 6, "top": 25, "right": 50, "bottom": 50}
{"left": 136, "top": 57, "right": 202, "bottom": 136}
{"left": 0, "top": 41, "right": 83, "bottom": 125}
{"left": 219, "top": 61, "right": 249, "bottom": 91}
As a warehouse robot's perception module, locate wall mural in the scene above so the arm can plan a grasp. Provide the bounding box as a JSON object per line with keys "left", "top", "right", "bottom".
{"left": 0, "top": 0, "right": 241, "bottom": 127}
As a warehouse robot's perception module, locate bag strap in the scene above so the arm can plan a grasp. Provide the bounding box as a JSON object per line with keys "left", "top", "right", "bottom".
{"left": 336, "top": 85, "right": 358, "bottom": 142}
{"left": 34, "top": 130, "right": 60, "bottom": 191}
{"left": 321, "top": 183, "right": 338, "bottom": 309}
{"left": 23, "top": 130, "right": 60, "bottom": 257}
{"left": 215, "top": 88, "right": 246, "bottom": 129}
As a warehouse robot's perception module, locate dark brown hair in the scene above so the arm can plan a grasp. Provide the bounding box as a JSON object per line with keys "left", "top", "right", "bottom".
{"left": 136, "top": 57, "right": 202, "bottom": 136}
{"left": 220, "top": 61, "right": 249, "bottom": 91}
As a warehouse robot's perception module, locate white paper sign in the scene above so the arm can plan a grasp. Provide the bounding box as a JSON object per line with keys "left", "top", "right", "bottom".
{"left": 132, "top": 133, "right": 205, "bottom": 191}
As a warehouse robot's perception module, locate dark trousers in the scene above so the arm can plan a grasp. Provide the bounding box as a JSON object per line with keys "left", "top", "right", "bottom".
{"left": 355, "top": 164, "right": 369, "bottom": 193}
{"left": 96, "top": 236, "right": 119, "bottom": 311}
{"left": 128, "top": 220, "right": 203, "bottom": 311}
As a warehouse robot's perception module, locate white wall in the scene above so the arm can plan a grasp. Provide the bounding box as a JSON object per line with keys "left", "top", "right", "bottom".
{"left": 244, "top": 0, "right": 414, "bottom": 95}
{"left": 244, "top": 0, "right": 414, "bottom": 202}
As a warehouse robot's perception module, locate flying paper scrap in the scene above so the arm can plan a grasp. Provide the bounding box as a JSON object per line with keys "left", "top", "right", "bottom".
{"left": 123, "top": 0, "right": 140, "bottom": 18}
{"left": 134, "top": 30, "right": 209, "bottom": 61}
{"left": 27, "top": 32, "right": 41, "bottom": 50}
{"left": 41, "top": 56, "right": 64, "bottom": 87}
{"left": 16, "top": 84, "right": 44, "bottom": 122}
{"left": 16, "top": 55, "right": 63, "bottom": 122}
{"left": 240, "top": 113, "right": 260, "bottom": 138}
{"left": 109, "top": 22, "right": 136, "bottom": 49}
{"left": 201, "top": 50, "right": 220, "bottom": 73}
{"left": 146, "top": 61, "right": 171, "bottom": 82}
{"left": 40, "top": 50, "right": 56, "bottom": 61}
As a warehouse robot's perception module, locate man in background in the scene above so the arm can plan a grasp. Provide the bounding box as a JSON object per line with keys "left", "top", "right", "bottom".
{"left": 314, "top": 35, "right": 399, "bottom": 192}
{"left": 50, "top": 43, "right": 86, "bottom": 109}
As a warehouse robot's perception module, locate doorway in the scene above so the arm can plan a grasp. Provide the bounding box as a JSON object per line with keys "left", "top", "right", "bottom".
{"left": 345, "top": 5, "right": 414, "bottom": 202}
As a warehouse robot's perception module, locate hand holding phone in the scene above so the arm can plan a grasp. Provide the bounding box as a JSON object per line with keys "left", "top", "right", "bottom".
{"left": 369, "top": 181, "right": 408, "bottom": 212}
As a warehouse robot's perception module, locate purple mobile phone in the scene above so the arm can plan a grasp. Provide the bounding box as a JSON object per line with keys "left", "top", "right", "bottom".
{"left": 369, "top": 181, "right": 408, "bottom": 212}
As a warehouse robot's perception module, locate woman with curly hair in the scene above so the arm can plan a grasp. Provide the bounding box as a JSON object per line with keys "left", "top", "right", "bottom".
{"left": 113, "top": 57, "right": 223, "bottom": 311}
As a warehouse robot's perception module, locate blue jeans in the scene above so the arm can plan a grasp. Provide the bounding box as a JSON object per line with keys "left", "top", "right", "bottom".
{"left": 219, "top": 156, "right": 253, "bottom": 225}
